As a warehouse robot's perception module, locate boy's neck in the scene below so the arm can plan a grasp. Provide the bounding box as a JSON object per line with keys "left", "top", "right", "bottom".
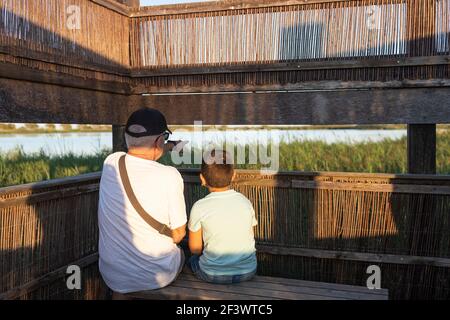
{"left": 208, "top": 186, "right": 232, "bottom": 193}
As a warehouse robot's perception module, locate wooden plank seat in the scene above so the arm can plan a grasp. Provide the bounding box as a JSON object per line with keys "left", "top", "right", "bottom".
{"left": 126, "top": 268, "right": 388, "bottom": 300}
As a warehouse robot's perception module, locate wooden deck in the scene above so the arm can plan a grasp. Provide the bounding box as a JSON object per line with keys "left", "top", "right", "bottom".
{"left": 126, "top": 269, "right": 389, "bottom": 300}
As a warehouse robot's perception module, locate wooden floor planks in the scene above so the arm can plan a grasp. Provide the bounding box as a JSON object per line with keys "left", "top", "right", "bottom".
{"left": 127, "top": 271, "right": 388, "bottom": 300}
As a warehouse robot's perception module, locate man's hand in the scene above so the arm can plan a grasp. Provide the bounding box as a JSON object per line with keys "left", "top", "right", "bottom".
{"left": 164, "top": 140, "right": 188, "bottom": 155}
{"left": 172, "top": 224, "right": 186, "bottom": 244}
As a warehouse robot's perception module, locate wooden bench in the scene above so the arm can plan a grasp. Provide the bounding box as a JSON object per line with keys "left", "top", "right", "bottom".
{"left": 126, "top": 268, "right": 388, "bottom": 300}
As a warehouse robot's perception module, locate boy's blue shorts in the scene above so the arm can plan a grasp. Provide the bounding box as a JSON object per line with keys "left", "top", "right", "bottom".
{"left": 188, "top": 254, "right": 256, "bottom": 284}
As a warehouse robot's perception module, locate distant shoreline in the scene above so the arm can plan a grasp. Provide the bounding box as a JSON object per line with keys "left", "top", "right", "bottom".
{"left": 0, "top": 129, "right": 112, "bottom": 135}
{"left": 0, "top": 124, "right": 448, "bottom": 135}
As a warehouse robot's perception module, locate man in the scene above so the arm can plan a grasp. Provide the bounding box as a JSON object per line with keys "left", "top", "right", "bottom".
{"left": 98, "top": 108, "right": 187, "bottom": 298}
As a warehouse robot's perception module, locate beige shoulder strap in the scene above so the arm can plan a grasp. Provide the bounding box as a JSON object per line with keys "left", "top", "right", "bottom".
{"left": 118, "top": 154, "right": 172, "bottom": 238}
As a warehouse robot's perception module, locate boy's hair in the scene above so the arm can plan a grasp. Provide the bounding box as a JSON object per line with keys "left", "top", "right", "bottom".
{"left": 201, "top": 149, "right": 234, "bottom": 188}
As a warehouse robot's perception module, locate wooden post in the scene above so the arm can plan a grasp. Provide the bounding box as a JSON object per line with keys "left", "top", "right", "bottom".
{"left": 112, "top": 125, "right": 128, "bottom": 152}
{"left": 405, "top": 0, "right": 437, "bottom": 175}
{"left": 407, "top": 124, "right": 436, "bottom": 174}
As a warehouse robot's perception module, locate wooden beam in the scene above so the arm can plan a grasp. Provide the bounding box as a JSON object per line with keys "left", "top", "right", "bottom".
{"left": 133, "top": 0, "right": 377, "bottom": 17}
{"left": 0, "top": 184, "right": 99, "bottom": 209}
{"left": 114, "top": 0, "right": 140, "bottom": 8}
{"left": 2, "top": 169, "right": 450, "bottom": 203}
{"left": 130, "top": 87, "right": 450, "bottom": 125}
{"left": 292, "top": 180, "right": 450, "bottom": 195}
{"left": 0, "top": 61, "right": 132, "bottom": 95}
{"left": 0, "top": 46, "right": 130, "bottom": 77}
{"left": 131, "top": 56, "right": 450, "bottom": 77}
{"left": 256, "top": 245, "right": 450, "bottom": 268}
{"left": 407, "top": 124, "right": 437, "bottom": 174}
{"left": 131, "top": 79, "right": 450, "bottom": 95}
{"left": 0, "top": 77, "right": 132, "bottom": 124}
{"left": 7, "top": 72, "right": 449, "bottom": 125}
{"left": 2, "top": 168, "right": 450, "bottom": 198}
{"left": 90, "top": 0, "right": 131, "bottom": 16}
{"left": 0, "top": 172, "right": 101, "bottom": 196}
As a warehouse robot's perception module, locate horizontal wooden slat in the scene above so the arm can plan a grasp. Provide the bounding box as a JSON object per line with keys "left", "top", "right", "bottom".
{"left": 245, "top": 275, "right": 388, "bottom": 296}
{"left": 7, "top": 74, "right": 450, "bottom": 125}
{"left": 2, "top": 169, "right": 450, "bottom": 199}
{"left": 256, "top": 244, "right": 450, "bottom": 268}
{"left": 0, "top": 172, "right": 101, "bottom": 196}
{"left": 292, "top": 180, "right": 450, "bottom": 195}
{"left": 162, "top": 278, "right": 347, "bottom": 300}
{"left": 130, "top": 87, "right": 450, "bottom": 125}
{"left": 133, "top": 0, "right": 382, "bottom": 17}
{"left": 91, "top": 0, "right": 131, "bottom": 16}
{"left": 0, "top": 61, "right": 131, "bottom": 95}
{"left": 132, "top": 56, "right": 450, "bottom": 77}
{"left": 0, "top": 46, "right": 130, "bottom": 77}
{"left": 178, "top": 273, "right": 386, "bottom": 300}
{"left": 0, "top": 184, "right": 99, "bottom": 209}
{"left": 0, "top": 253, "right": 99, "bottom": 300}
{"left": 128, "top": 285, "right": 280, "bottom": 300}
{"left": 132, "top": 79, "right": 450, "bottom": 94}
{"left": 0, "top": 77, "right": 132, "bottom": 125}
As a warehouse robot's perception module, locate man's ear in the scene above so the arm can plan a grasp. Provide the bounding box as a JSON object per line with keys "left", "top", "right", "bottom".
{"left": 199, "top": 173, "right": 207, "bottom": 187}
{"left": 154, "top": 135, "right": 163, "bottom": 148}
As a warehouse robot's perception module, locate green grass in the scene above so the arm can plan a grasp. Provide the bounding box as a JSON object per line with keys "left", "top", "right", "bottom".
{"left": 1, "top": 131, "right": 449, "bottom": 187}
{"left": 0, "top": 148, "right": 110, "bottom": 187}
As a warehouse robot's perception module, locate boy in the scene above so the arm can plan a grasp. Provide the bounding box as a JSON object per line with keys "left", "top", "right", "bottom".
{"left": 188, "top": 149, "right": 258, "bottom": 284}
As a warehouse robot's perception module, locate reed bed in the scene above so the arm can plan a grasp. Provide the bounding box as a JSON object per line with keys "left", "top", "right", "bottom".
{"left": 1, "top": 130, "right": 449, "bottom": 187}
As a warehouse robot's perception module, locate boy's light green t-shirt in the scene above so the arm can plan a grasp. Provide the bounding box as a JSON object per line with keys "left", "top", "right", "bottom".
{"left": 188, "top": 189, "right": 257, "bottom": 276}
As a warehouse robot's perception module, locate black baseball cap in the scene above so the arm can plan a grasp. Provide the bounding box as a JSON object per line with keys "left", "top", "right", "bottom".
{"left": 125, "top": 108, "right": 172, "bottom": 138}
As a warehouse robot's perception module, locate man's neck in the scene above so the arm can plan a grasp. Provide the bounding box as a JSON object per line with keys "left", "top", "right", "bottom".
{"left": 127, "top": 148, "right": 159, "bottom": 161}
{"left": 208, "top": 186, "right": 232, "bottom": 193}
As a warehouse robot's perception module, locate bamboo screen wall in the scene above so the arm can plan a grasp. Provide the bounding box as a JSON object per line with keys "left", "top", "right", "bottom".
{"left": 1, "top": 171, "right": 450, "bottom": 300}
{"left": 133, "top": 0, "right": 450, "bottom": 67}
{"left": 132, "top": 0, "right": 450, "bottom": 90}
{"left": 1, "top": 0, "right": 448, "bottom": 87}
{"left": 0, "top": 0, "right": 130, "bottom": 70}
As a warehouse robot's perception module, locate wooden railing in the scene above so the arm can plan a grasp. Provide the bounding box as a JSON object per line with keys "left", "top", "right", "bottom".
{"left": 1, "top": 170, "right": 450, "bottom": 299}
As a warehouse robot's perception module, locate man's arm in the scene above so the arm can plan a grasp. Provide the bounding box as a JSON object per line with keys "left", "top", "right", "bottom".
{"left": 172, "top": 224, "right": 186, "bottom": 244}
{"left": 168, "top": 168, "right": 187, "bottom": 244}
{"left": 188, "top": 228, "right": 203, "bottom": 255}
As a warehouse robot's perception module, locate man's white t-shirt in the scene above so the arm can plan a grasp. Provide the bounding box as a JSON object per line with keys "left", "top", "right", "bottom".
{"left": 98, "top": 152, "right": 187, "bottom": 293}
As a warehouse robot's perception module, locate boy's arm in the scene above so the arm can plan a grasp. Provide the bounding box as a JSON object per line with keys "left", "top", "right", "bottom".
{"left": 188, "top": 228, "right": 203, "bottom": 255}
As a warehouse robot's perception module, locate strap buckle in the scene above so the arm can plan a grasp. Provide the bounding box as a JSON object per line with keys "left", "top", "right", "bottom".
{"left": 159, "top": 224, "right": 169, "bottom": 235}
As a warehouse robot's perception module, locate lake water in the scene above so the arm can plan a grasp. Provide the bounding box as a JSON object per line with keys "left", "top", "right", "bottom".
{"left": 0, "top": 129, "right": 407, "bottom": 156}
